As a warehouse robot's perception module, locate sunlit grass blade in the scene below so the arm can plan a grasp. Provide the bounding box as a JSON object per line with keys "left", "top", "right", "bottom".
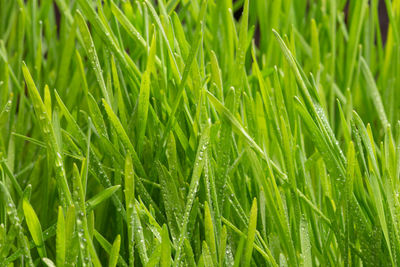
{"left": 42, "top": 258, "right": 56, "bottom": 267}
{"left": 175, "top": 124, "right": 210, "bottom": 263}
{"left": 137, "top": 32, "right": 156, "bottom": 155}
{"left": 72, "top": 164, "right": 101, "bottom": 266}
{"left": 109, "top": 235, "right": 121, "bottom": 267}
{"left": 94, "top": 230, "right": 128, "bottom": 267}
{"left": 360, "top": 57, "right": 389, "bottom": 128}
{"left": 124, "top": 153, "right": 135, "bottom": 267}
{"left": 22, "top": 199, "right": 46, "bottom": 258}
{"left": 86, "top": 185, "right": 121, "bottom": 210}
{"left": 76, "top": 10, "right": 111, "bottom": 105}
{"left": 204, "top": 201, "right": 217, "bottom": 265}
{"left": 160, "top": 224, "right": 171, "bottom": 267}
{"left": 22, "top": 63, "right": 72, "bottom": 207}
{"left": 56, "top": 206, "right": 65, "bottom": 267}
{"left": 243, "top": 198, "right": 257, "bottom": 267}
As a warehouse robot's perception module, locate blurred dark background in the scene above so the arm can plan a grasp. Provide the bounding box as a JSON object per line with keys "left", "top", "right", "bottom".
{"left": 232, "top": 0, "right": 389, "bottom": 45}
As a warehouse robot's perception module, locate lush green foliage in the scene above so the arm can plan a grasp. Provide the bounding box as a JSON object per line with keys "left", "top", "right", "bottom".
{"left": 1, "top": 0, "right": 400, "bottom": 266}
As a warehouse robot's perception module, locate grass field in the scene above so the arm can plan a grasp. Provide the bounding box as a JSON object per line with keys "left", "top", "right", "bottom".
{"left": 1, "top": 0, "right": 400, "bottom": 266}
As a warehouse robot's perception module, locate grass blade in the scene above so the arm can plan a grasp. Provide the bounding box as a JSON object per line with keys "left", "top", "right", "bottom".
{"left": 22, "top": 199, "right": 46, "bottom": 258}
{"left": 360, "top": 57, "right": 389, "bottom": 128}
{"left": 56, "top": 206, "right": 65, "bottom": 267}
{"left": 109, "top": 235, "right": 121, "bottom": 267}
{"left": 242, "top": 198, "right": 257, "bottom": 267}
{"left": 160, "top": 224, "right": 171, "bottom": 267}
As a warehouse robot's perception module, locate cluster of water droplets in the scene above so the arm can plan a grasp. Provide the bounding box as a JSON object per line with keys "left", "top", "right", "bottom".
{"left": 37, "top": 106, "right": 51, "bottom": 135}
{"left": 187, "top": 139, "right": 210, "bottom": 211}
{"left": 76, "top": 203, "right": 91, "bottom": 264}
{"left": 3, "top": 99, "right": 12, "bottom": 114}
{"left": 5, "top": 198, "right": 33, "bottom": 265}
{"left": 197, "top": 141, "right": 208, "bottom": 163}
{"left": 87, "top": 42, "right": 109, "bottom": 104}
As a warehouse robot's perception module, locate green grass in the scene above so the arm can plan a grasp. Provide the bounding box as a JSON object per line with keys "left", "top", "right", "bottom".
{"left": 0, "top": 0, "right": 400, "bottom": 266}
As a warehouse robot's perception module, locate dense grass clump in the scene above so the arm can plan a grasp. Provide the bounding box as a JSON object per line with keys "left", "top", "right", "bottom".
{"left": 1, "top": 0, "right": 400, "bottom": 266}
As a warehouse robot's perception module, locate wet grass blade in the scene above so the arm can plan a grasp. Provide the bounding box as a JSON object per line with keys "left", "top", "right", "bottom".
{"left": 22, "top": 63, "right": 72, "bottom": 207}
{"left": 22, "top": 199, "right": 46, "bottom": 258}
{"left": 109, "top": 235, "right": 121, "bottom": 267}
{"left": 204, "top": 202, "right": 217, "bottom": 265}
{"left": 76, "top": 10, "right": 111, "bottom": 105}
{"left": 137, "top": 33, "right": 157, "bottom": 155}
{"left": 124, "top": 153, "right": 135, "bottom": 267}
{"left": 160, "top": 224, "right": 171, "bottom": 267}
{"left": 243, "top": 198, "right": 257, "bottom": 267}
{"left": 56, "top": 206, "right": 65, "bottom": 267}
{"left": 360, "top": 57, "right": 389, "bottom": 128}
{"left": 175, "top": 125, "right": 210, "bottom": 264}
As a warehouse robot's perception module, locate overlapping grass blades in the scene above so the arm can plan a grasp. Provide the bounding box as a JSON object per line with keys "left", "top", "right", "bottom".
{"left": 0, "top": 0, "right": 400, "bottom": 266}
